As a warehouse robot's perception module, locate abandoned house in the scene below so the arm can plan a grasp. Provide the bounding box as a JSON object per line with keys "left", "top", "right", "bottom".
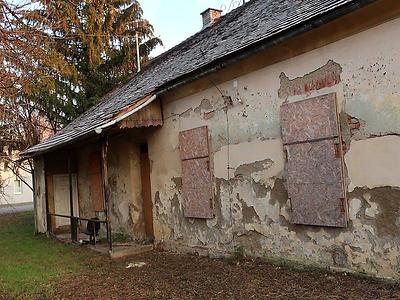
{"left": 22, "top": 0, "right": 400, "bottom": 278}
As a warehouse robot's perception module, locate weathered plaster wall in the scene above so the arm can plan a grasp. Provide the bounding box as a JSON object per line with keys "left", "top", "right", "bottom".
{"left": 148, "top": 17, "right": 400, "bottom": 278}
{"left": 345, "top": 136, "right": 400, "bottom": 192}
{"left": 107, "top": 136, "right": 145, "bottom": 240}
{"left": 76, "top": 138, "right": 145, "bottom": 240}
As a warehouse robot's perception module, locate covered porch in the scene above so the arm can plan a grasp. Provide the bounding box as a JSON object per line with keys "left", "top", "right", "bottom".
{"left": 33, "top": 96, "right": 162, "bottom": 258}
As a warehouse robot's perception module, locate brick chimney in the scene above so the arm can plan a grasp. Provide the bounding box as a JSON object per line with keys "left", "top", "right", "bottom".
{"left": 201, "top": 8, "right": 222, "bottom": 28}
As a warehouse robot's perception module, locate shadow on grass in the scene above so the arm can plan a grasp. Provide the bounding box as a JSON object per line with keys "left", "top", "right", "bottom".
{"left": 0, "top": 212, "right": 93, "bottom": 299}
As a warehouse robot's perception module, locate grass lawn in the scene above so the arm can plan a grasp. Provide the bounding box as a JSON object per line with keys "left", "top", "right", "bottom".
{"left": 0, "top": 212, "right": 89, "bottom": 298}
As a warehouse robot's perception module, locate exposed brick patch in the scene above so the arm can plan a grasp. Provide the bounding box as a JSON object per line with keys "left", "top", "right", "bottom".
{"left": 347, "top": 116, "right": 361, "bottom": 135}
{"left": 278, "top": 60, "right": 342, "bottom": 99}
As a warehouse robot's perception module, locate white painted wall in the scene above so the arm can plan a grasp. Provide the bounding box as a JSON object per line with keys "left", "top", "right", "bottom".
{"left": 0, "top": 168, "right": 33, "bottom": 206}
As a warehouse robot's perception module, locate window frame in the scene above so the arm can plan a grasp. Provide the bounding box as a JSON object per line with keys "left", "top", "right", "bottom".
{"left": 13, "top": 177, "right": 22, "bottom": 195}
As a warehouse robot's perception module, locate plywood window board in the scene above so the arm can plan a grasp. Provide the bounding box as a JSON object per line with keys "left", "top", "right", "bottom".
{"left": 280, "top": 93, "right": 347, "bottom": 227}
{"left": 179, "top": 126, "right": 214, "bottom": 219}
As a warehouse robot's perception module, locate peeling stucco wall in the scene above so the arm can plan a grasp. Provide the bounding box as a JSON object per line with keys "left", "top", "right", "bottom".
{"left": 147, "top": 17, "right": 400, "bottom": 278}
{"left": 76, "top": 137, "right": 145, "bottom": 241}
{"left": 345, "top": 136, "right": 400, "bottom": 192}
{"left": 107, "top": 136, "right": 145, "bottom": 240}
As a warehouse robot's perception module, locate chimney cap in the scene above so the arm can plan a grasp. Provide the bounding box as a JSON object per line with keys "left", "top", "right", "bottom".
{"left": 200, "top": 7, "right": 223, "bottom": 15}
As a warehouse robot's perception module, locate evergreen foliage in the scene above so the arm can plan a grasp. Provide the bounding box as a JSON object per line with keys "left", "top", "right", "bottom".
{"left": 24, "top": 0, "right": 161, "bottom": 127}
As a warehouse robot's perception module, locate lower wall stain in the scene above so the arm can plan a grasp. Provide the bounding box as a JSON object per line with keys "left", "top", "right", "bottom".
{"left": 349, "top": 187, "right": 400, "bottom": 238}
{"left": 330, "top": 245, "right": 349, "bottom": 267}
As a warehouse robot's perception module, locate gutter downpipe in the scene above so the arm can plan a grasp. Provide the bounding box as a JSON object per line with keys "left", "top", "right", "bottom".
{"left": 94, "top": 94, "right": 157, "bottom": 135}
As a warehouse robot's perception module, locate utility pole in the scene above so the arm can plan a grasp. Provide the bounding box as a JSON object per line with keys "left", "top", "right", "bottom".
{"left": 132, "top": 19, "right": 149, "bottom": 73}
{"left": 135, "top": 31, "right": 141, "bottom": 73}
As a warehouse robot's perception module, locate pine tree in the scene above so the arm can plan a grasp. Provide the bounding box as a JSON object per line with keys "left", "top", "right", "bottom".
{"left": 25, "top": 0, "right": 161, "bottom": 128}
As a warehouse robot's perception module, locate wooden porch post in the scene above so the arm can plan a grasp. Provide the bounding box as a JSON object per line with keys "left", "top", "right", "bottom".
{"left": 31, "top": 162, "right": 37, "bottom": 233}
{"left": 68, "top": 154, "right": 78, "bottom": 242}
{"left": 44, "top": 162, "right": 52, "bottom": 233}
{"left": 101, "top": 135, "right": 112, "bottom": 251}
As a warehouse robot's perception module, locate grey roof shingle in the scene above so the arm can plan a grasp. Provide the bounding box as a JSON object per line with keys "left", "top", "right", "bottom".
{"left": 23, "top": 0, "right": 370, "bottom": 156}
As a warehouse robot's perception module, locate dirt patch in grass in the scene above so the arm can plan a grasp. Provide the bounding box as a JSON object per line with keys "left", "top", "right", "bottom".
{"left": 53, "top": 251, "right": 400, "bottom": 300}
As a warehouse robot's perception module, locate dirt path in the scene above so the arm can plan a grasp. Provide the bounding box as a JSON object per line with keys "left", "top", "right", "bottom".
{"left": 54, "top": 251, "right": 400, "bottom": 300}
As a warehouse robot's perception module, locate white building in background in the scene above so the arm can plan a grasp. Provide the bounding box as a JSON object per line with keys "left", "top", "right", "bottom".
{"left": 0, "top": 160, "right": 33, "bottom": 206}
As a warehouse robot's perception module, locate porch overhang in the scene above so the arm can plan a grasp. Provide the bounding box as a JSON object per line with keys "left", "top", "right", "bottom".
{"left": 20, "top": 93, "right": 161, "bottom": 159}
{"left": 94, "top": 94, "right": 162, "bottom": 134}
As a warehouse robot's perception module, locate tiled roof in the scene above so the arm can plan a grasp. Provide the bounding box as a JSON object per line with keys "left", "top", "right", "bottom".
{"left": 23, "top": 0, "right": 371, "bottom": 156}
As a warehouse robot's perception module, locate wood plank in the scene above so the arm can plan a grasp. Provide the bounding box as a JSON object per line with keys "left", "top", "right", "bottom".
{"left": 182, "top": 157, "right": 214, "bottom": 219}
{"left": 179, "top": 126, "right": 209, "bottom": 161}
{"left": 285, "top": 140, "right": 346, "bottom": 227}
{"left": 280, "top": 93, "right": 339, "bottom": 145}
{"left": 119, "top": 99, "right": 163, "bottom": 129}
{"left": 280, "top": 94, "right": 346, "bottom": 227}
{"left": 140, "top": 146, "right": 154, "bottom": 238}
{"left": 89, "top": 152, "right": 104, "bottom": 212}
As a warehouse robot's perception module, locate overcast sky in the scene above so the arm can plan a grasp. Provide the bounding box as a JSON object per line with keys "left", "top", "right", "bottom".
{"left": 141, "top": 0, "right": 245, "bottom": 56}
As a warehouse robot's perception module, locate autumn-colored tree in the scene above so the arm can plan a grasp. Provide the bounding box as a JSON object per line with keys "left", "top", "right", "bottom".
{"left": 0, "top": 1, "right": 74, "bottom": 97}
{"left": 0, "top": 0, "right": 69, "bottom": 200}
{"left": 0, "top": 0, "right": 160, "bottom": 202}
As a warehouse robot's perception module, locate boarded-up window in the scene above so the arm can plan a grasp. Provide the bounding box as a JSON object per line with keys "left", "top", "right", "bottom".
{"left": 280, "top": 93, "right": 347, "bottom": 227}
{"left": 179, "top": 126, "right": 214, "bottom": 219}
{"left": 89, "top": 152, "right": 104, "bottom": 212}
